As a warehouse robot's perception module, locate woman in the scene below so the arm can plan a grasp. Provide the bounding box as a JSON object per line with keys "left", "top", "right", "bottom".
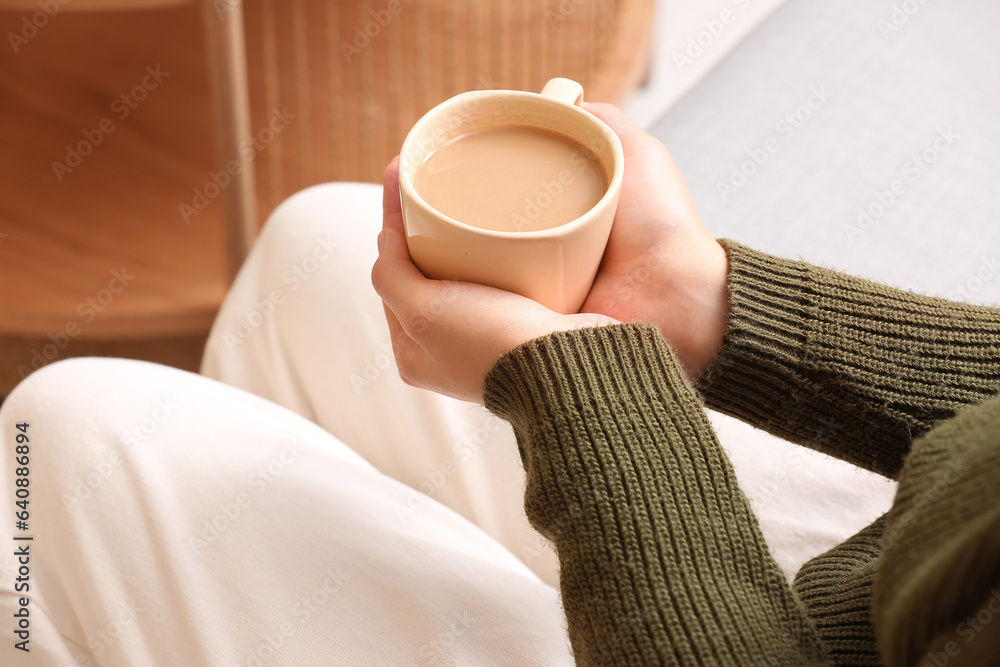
{"left": 371, "top": 103, "right": 1000, "bottom": 665}
{"left": 4, "top": 103, "right": 997, "bottom": 666}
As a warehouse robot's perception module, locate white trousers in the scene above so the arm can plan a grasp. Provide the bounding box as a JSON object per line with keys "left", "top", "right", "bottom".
{"left": 0, "top": 182, "right": 895, "bottom": 666}
{"left": 0, "top": 183, "right": 571, "bottom": 666}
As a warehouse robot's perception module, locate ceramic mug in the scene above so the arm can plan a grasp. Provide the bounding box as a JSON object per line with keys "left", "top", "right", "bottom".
{"left": 397, "top": 77, "right": 624, "bottom": 314}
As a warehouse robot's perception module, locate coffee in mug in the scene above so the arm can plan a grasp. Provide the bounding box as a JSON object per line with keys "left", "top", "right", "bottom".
{"left": 397, "top": 77, "right": 624, "bottom": 314}
{"left": 413, "top": 126, "right": 607, "bottom": 233}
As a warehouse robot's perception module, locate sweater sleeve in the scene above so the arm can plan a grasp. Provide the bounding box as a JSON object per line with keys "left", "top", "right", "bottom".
{"left": 484, "top": 324, "right": 827, "bottom": 666}
{"left": 697, "top": 241, "right": 1000, "bottom": 479}
{"left": 873, "top": 392, "right": 1000, "bottom": 666}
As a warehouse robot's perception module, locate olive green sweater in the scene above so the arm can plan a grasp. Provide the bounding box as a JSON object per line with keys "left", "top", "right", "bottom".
{"left": 484, "top": 241, "right": 1000, "bottom": 666}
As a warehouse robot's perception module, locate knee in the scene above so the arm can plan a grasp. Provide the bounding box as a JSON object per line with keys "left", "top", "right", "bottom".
{"left": 1, "top": 358, "right": 186, "bottom": 497}
{"left": 253, "top": 182, "right": 382, "bottom": 265}
{"left": 1, "top": 359, "right": 115, "bottom": 509}
{"left": 3, "top": 357, "right": 104, "bottom": 420}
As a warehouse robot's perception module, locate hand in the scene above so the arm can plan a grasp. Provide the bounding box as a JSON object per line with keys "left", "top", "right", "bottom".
{"left": 579, "top": 103, "right": 729, "bottom": 380}
{"left": 372, "top": 158, "right": 618, "bottom": 404}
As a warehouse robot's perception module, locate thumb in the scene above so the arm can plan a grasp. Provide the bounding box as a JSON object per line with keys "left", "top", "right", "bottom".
{"left": 581, "top": 102, "right": 645, "bottom": 147}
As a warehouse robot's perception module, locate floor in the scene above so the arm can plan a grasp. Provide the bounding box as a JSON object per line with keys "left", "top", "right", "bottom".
{"left": 624, "top": 0, "right": 789, "bottom": 128}
{"left": 648, "top": 0, "right": 1000, "bottom": 300}
{"left": 642, "top": 0, "right": 1000, "bottom": 575}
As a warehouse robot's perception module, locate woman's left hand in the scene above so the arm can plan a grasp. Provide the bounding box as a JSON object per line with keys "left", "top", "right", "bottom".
{"left": 372, "top": 157, "right": 618, "bottom": 404}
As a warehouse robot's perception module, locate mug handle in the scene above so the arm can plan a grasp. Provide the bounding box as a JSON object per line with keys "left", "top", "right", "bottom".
{"left": 540, "top": 77, "right": 584, "bottom": 107}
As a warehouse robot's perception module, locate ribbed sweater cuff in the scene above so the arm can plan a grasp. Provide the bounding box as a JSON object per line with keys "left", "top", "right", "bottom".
{"left": 485, "top": 324, "right": 825, "bottom": 666}
{"left": 697, "top": 240, "right": 810, "bottom": 425}
{"left": 697, "top": 241, "right": 1000, "bottom": 479}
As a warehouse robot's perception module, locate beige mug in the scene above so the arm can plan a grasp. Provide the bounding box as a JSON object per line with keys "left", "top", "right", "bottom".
{"left": 397, "top": 77, "right": 624, "bottom": 314}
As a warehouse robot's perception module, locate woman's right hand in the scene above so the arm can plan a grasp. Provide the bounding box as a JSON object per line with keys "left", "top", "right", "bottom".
{"left": 579, "top": 103, "right": 730, "bottom": 380}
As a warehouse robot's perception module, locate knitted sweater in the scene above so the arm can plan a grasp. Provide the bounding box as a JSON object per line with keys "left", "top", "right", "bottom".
{"left": 483, "top": 241, "right": 1000, "bottom": 666}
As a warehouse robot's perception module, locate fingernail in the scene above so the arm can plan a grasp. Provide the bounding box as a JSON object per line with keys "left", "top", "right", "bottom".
{"left": 377, "top": 230, "right": 386, "bottom": 251}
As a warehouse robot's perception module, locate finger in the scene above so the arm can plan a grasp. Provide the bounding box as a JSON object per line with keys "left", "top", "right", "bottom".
{"left": 583, "top": 102, "right": 688, "bottom": 208}
{"left": 581, "top": 102, "right": 645, "bottom": 144}
{"left": 382, "top": 156, "right": 403, "bottom": 236}
{"left": 371, "top": 226, "right": 432, "bottom": 323}
{"left": 381, "top": 300, "right": 426, "bottom": 389}
{"left": 381, "top": 301, "right": 412, "bottom": 353}
{"left": 382, "top": 299, "right": 402, "bottom": 342}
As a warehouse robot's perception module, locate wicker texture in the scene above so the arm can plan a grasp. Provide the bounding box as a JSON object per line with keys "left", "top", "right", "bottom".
{"left": 241, "top": 0, "right": 654, "bottom": 226}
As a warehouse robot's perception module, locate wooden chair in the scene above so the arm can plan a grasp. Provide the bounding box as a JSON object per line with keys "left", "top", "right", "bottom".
{"left": 240, "top": 0, "right": 655, "bottom": 228}
{"left": 0, "top": 0, "right": 652, "bottom": 395}
{"left": 0, "top": 0, "right": 251, "bottom": 394}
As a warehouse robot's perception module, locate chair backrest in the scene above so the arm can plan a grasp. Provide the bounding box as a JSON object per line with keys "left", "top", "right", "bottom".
{"left": 239, "top": 0, "right": 654, "bottom": 231}
{"left": 0, "top": 0, "right": 190, "bottom": 9}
